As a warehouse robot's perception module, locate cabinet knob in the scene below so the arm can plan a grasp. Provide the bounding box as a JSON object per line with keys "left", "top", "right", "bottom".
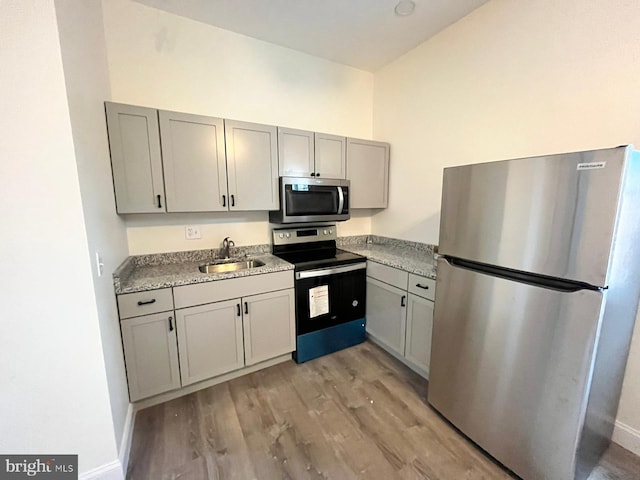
{"left": 401, "top": 295, "right": 406, "bottom": 307}
{"left": 310, "top": 172, "right": 316, "bottom": 177}
{"left": 222, "top": 194, "right": 227, "bottom": 207}
{"left": 157, "top": 194, "right": 162, "bottom": 209}
{"left": 168, "top": 316, "right": 174, "bottom": 331}
{"left": 315, "top": 173, "right": 321, "bottom": 177}
{"left": 236, "top": 304, "right": 241, "bottom": 317}
{"left": 416, "top": 284, "right": 430, "bottom": 290}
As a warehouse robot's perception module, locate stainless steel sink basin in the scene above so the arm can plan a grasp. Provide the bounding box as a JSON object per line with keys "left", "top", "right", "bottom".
{"left": 198, "top": 259, "right": 266, "bottom": 274}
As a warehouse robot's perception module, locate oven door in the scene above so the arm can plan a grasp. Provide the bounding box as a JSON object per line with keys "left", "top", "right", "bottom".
{"left": 295, "top": 263, "right": 366, "bottom": 334}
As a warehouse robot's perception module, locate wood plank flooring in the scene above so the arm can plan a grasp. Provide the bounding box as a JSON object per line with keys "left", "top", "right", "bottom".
{"left": 127, "top": 341, "right": 640, "bottom": 479}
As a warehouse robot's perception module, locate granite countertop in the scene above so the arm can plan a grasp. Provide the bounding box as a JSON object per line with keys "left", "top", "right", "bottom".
{"left": 114, "top": 245, "right": 294, "bottom": 294}
{"left": 338, "top": 235, "right": 437, "bottom": 280}
{"left": 113, "top": 236, "right": 437, "bottom": 295}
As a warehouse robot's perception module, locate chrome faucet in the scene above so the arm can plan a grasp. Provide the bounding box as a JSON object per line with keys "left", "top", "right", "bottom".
{"left": 221, "top": 237, "right": 235, "bottom": 259}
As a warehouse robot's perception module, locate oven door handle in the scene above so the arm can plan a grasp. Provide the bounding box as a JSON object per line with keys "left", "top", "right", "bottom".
{"left": 337, "top": 186, "right": 345, "bottom": 214}
{"left": 296, "top": 262, "right": 366, "bottom": 280}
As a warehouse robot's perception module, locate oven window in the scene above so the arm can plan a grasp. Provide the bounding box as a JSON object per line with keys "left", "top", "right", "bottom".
{"left": 285, "top": 185, "right": 338, "bottom": 216}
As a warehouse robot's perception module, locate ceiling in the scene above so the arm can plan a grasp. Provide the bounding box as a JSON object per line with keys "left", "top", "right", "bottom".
{"left": 132, "top": 0, "right": 489, "bottom": 71}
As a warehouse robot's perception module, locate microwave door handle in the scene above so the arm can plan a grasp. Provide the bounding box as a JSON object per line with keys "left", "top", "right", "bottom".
{"left": 337, "top": 186, "right": 345, "bottom": 214}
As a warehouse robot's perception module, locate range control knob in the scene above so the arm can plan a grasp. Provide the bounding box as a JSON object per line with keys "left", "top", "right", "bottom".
{"left": 323, "top": 229, "right": 328, "bottom": 235}
{"left": 278, "top": 233, "right": 284, "bottom": 239}
{"left": 285, "top": 233, "right": 291, "bottom": 238}
{"left": 329, "top": 229, "right": 333, "bottom": 234}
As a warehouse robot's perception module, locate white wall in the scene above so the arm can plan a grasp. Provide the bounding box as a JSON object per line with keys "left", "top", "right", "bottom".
{"left": 101, "top": 0, "right": 374, "bottom": 254}
{"left": 0, "top": 0, "right": 121, "bottom": 476}
{"left": 55, "top": 0, "right": 132, "bottom": 459}
{"left": 372, "top": 0, "right": 640, "bottom": 454}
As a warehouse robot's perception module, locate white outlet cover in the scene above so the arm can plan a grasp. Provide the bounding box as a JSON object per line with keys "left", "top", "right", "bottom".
{"left": 185, "top": 225, "right": 202, "bottom": 240}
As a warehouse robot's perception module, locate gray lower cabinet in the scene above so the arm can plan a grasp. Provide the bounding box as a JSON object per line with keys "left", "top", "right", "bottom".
{"left": 243, "top": 289, "right": 296, "bottom": 365}
{"left": 175, "top": 299, "right": 244, "bottom": 386}
{"left": 366, "top": 277, "right": 407, "bottom": 356}
{"left": 105, "top": 102, "right": 165, "bottom": 213}
{"left": 405, "top": 293, "right": 434, "bottom": 377}
{"left": 120, "top": 312, "right": 181, "bottom": 402}
{"left": 366, "top": 261, "right": 435, "bottom": 378}
{"left": 346, "top": 138, "right": 390, "bottom": 208}
{"left": 175, "top": 288, "right": 296, "bottom": 385}
{"left": 117, "top": 272, "right": 295, "bottom": 402}
{"left": 158, "top": 110, "right": 227, "bottom": 212}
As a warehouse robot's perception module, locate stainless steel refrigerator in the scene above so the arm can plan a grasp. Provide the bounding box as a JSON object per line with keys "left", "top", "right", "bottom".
{"left": 429, "top": 146, "right": 640, "bottom": 480}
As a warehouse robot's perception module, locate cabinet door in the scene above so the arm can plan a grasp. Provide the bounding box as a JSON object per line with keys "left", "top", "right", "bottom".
{"left": 121, "top": 312, "right": 180, "bottom": 401}
{"left": 405, "top": 294, "right": 434, "bottom": 378}
{"left": 315, "top": 133, "right": 346, "bottom": 179}
{"left": 278, "top": 127, "right": 315, "bottom": 177}
{"left": 105, "top": 102, "right": 165, "bottom": 213}
{"left": 243, "top": 289, "right": 295, "bottom": 366}
{"left": 365, "top": 277, "right": 407, "bottom": 356}
{"left": 175, "top": 299, "right": 244, "bottom": 386}
{"left": 346, "top": 138, "right": 390, "bottom": 208}
{"left": 225, "top": 120, "right": 279, "bottom": 211}
{"left": 159, "top": 110, "right": 227, "bottom": 212}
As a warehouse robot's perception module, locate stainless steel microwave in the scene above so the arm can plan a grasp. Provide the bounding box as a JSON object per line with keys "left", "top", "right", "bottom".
{"left": 269, "top": 177, "right": 350, "bottom": 224}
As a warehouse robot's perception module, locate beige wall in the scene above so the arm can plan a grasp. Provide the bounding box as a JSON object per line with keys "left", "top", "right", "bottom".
{"left": 101, "top": 0, "right": 374, "bottom": 253}
{"left": 372, "top": 0, "right": 640, "bottom": 454}
{"left": 0, "top": 1, "right": 121, "bottom": 476}
{"left": 55, "top": 0, "right": 132, "bottom": 461}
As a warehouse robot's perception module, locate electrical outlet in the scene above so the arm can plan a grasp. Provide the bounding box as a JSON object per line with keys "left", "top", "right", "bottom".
{"left": 185, "top": 225, "right": 202, "bottom": 240}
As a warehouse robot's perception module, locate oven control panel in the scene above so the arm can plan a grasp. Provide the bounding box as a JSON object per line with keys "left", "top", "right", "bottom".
{"left": 272, "top": 224, "right": 337, "bottom": 245}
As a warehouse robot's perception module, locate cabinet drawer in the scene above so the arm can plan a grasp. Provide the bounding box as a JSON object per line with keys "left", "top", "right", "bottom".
{"left": 118, "top": 288, "right": 174, "bottom": 319}
{"left": 173, "top": 271, "right": 294, "bottom": 309}
{"left": 408, "top": 274, "right": 435, "bottom": 301}
{"left": 366, "top": 261, "right": 408, "bottom": 290}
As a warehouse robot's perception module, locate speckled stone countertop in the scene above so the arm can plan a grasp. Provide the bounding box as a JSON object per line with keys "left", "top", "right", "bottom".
{"left": 113, "top": 244, "right": 294, "bottom": 294}
{"left": 113, "top": 236, "right": 437, "bottom": 294}
{"left": 338, "top": 235, "right": 437, "bottom": 279}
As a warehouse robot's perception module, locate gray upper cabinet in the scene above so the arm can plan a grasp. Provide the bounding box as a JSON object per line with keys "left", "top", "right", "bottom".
{"left": 158, "top": 110, "right": 227, "bottom": 212}
{"left": 105, "top": 102, "right": 165, "bottom": 213}
{"left": 346, "top": 138, "right": 390, "bottom": 208}
{"left": 225, "top": 120, "right": 279, "bottom": 211}
{"left": 278, "top": 127, "right": 346, "bottom": 179}
{"left": 278, "top": 127, "right": 315, "bottom": 177}
{"left": 314, "top": 133, "right": 346, "bottom": 179}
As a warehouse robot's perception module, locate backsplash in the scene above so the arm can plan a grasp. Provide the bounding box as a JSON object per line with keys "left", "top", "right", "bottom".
{"left": 338, "top": 234, "right": 436, "bottom": 256}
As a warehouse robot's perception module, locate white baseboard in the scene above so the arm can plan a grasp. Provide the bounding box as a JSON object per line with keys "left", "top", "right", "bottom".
{"left": 119, "top": 403, "right": 136, "bottom": 474}
{"left": 612, "top": 420, "right": 640, "bottom": 456}
{"left": 79, "top": 460, "right": 123, "bottom": 480}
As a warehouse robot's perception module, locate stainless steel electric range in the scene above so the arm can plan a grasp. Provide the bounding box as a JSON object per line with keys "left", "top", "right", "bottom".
{"left": 272, "top": 225, "right": 367, "bottom": 363}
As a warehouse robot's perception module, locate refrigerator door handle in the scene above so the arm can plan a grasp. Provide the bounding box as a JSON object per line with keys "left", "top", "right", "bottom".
{"left": 444, "top": 256, "right": 603, "bottom": 293}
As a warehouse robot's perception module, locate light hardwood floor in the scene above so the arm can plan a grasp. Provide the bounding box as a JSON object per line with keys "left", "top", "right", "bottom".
{"left": 127, "top": 341, "right": 640, "bottom": 479}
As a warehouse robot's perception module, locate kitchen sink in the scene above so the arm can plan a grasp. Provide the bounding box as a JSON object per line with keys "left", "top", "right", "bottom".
{"left": 198, "top": 259, "right": 266, "bottom": 274}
